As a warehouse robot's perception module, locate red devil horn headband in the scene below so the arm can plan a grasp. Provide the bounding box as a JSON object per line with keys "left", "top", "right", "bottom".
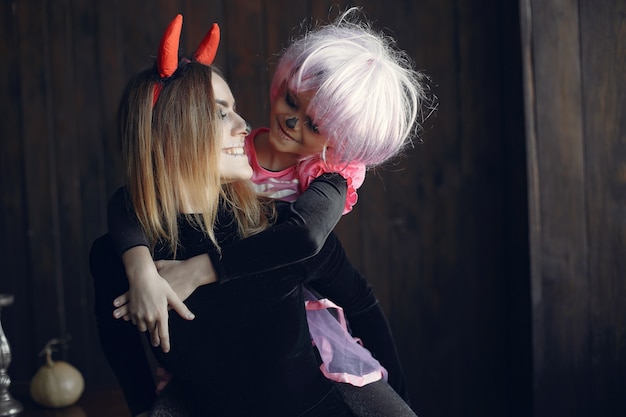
{"left": 153, "top": 14, "right": 221, "bottom": 105}
{"left": 194, "top": 23, "right": 220, "bottom": 65}
{"left": 157, "top": 14, "right": 183, "bottom": 78}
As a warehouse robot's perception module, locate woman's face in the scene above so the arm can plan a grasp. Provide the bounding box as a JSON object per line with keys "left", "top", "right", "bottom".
{"left": 212, "top": 73, "right": 253, "bottom": 183}
{"left": 268, "top": 84, "right": 328, "bottom": 158}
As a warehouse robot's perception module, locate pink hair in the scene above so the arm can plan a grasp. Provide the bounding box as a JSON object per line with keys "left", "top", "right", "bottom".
{"left": 270, "top": 8, "right": 434, "bottom": 167}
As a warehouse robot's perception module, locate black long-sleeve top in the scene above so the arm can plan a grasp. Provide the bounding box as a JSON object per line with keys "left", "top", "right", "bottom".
{"left": 91, "top": 174, "right": 408, "bottom": 416}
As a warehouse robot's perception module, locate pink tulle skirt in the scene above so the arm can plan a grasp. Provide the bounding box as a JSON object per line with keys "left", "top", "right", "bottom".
{"left": 304, "top": 288, "right": 387, "bottom": 386}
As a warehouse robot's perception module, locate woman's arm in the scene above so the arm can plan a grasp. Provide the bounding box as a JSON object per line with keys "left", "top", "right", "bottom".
{"left": 107, "top": 187, "right": 150, "bottom": 256}
{"left": 107, "top": 193, "right": 195, "bottom": 352}
{"left": 114, "top": 246, "right": 195, "bottom": 352}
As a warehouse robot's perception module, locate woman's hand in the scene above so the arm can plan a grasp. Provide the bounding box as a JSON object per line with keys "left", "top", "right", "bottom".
{"left": 154, "top": 253, "right": 218, "bottom": 302}
{"left": 112, "top": 247, "right": 195, "bottom": 353}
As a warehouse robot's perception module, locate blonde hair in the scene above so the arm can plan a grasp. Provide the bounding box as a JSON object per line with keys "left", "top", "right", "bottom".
{"left": 118, "top": 62, "right": 269, "bottom": 255}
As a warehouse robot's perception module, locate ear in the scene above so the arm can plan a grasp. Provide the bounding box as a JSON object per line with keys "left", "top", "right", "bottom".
{"left": 157, "top": 14, "right": 183, "bottom": 78}
{"left": 193, "top": 23, "right": 220, "bottom": 65}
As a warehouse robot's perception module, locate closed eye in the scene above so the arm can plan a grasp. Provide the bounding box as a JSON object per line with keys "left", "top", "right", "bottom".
{"left": 284, "top": 89, "right": 319, "bottom": 133}
{"left": 305, "top": 119, "right": 319, "bottom": 133}
{"left": 216, "top": 99, "right": 237, "bottom": 120}
{"left": 285, "top": 91, "right": 297, "bottom": 109}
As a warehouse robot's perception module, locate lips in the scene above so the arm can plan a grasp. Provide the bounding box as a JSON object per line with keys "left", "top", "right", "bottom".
{"left": 222, "top": 144, "right": 246, "bottom": 155}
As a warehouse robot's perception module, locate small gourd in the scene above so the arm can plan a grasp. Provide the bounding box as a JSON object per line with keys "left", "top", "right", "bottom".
{"left": 30, "top": 337, "right": 85, "bottom": 408}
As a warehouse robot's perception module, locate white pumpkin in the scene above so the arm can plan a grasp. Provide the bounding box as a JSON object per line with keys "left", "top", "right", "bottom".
{"left": 30, "top": 338, "right": 85, "bottom": 408}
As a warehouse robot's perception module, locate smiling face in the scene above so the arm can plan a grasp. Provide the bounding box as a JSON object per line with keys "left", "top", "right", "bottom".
{"left": 212, "top": 72, "right": 253, "bottom": 183}
{"left": 267, "top": 84, "right": 328, "bottom": 164}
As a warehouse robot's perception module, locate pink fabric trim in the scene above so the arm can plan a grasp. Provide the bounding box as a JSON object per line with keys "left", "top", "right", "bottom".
{"left": 297, "top": 158, "right": 366, "bottom": 214}
{"left": 304, "top": 298, "right": 348, "bottom": 328}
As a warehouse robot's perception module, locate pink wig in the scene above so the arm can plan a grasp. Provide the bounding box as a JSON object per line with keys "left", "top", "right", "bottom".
{"left": 270, "top": 8, "right": 434, "bottom": 167}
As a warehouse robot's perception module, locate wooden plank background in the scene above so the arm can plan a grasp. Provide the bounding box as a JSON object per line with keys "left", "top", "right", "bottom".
{"left": 520, "top": 0, "right": 626, "bottom": 415}
{"left": 0, "top": 0, "right": 622, "bottom": 415}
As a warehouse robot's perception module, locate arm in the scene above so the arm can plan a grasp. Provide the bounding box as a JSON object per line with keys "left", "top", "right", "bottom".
{"left": 115, "top": 246, "right": 195, "bottom": 352}
{"left": 107, "top": 187, "right": 149, "bottom": 255}
{"left": 303, "top": 232, "right": 411, "bottom": 403}
{"left": 107, "top": 190, "right": 195, "bottom": 353}
{"left": 211, "top": 172, "right": 347, "bottom": 282}
{"left": 108, "top": 173, "right": 348, "bottom": 285}
{"left": 107, "top": 174, "right": 347, "bottom": 347}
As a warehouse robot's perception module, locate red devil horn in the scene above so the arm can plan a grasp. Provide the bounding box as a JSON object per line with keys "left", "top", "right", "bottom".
{"left": 193, "top": 23, "right": 220, "bottom": 65}
{"left": 157, "top": 14, "right": 183, "bottom": 78}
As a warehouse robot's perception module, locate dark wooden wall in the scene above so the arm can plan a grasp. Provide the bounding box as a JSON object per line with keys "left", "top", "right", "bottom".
{"left": 4, "top": 1, "right": 524, "bottom": 416}
{"left": 1, "top": 0, "right": 619, "bottom": 416}
{"left": 520, "top": 0, "right": 626, "bottom": 415}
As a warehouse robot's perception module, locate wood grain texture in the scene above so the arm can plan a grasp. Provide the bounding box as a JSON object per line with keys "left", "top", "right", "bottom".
{"left": 579, "top": 0, "right": 626, "bottom": 415}
{"left": 521, "top": 0, "right": 626, "bottom": 415}
{"left": 524, "top": 0, "right": 591, "bottom": 414}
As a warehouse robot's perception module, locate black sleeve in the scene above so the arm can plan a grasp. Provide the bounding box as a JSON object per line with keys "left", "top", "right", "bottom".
{"left": 107, "top": 173, "right": 347, "bottom": 281}
{"left": 212, "top": 173, "right": 347, "bottom": 283}
{"left": 90, "top": 234, "right": 156, "bottom": 416}
{"left": 107, "top": 187, "right": 150, "bottom": 257}
{"left": 303, "top": 233, "right": 411, "bottom": 403}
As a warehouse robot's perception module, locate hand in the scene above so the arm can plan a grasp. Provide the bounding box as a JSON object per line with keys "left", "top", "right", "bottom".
{"left": 154, "top": 253, "right": 218, "bottom": 302}
{"left": 113, "top": 276, "right": 194, "bottom": 353}
{"left": 112, "top": 247, "right": 195, "bottom": 353}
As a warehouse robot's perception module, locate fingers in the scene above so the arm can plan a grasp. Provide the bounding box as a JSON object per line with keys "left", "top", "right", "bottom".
{"left": 143, "top": 319, "right": 170, "bottom": 353}
{"left": 113, "top": 305, "right": 128, "bottom": 319}
{"left": 150, "top": 322, "right": 162, "bottom": 350}
{"left": 158, "top": 320, "right": 170, "bottom": 353}
{"left": 128, "top": 314, "right": 171, "bottom": 353}
{"left": 128, "top": 311, "right": 155, "bottom": 335}
{"left": 170, "top": 298, "right": 195, "bottom": 321}
{"left": 156, "top": 299, "right": 193, "bottom": 354}
{"left": 112, "top": 293, "right": 130, "bottom": 319}
{"left": 135, "top": 318, "right": 149, "bottom": 333}
{"left": 113, "top": 293, "right": 128, "bottom": 308}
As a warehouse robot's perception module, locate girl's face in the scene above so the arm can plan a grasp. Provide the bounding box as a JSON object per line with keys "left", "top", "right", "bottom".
{"left": 268, "top": 84, "right": 328, "bottom": 158}
{"left": 212, "top": 73, "right": 253, "bottom": 183}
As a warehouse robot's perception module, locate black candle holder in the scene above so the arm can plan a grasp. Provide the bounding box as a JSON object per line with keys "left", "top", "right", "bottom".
{"left": 0, "top": 294, "right": 22, "bottom": 416}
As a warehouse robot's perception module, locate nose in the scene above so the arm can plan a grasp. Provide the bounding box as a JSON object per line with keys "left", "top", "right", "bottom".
{"left": 234, "top": 113, "right": 250, "bottom": 136}
{"left": 285, "top": 117, "right": 298, "bottom": 129}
